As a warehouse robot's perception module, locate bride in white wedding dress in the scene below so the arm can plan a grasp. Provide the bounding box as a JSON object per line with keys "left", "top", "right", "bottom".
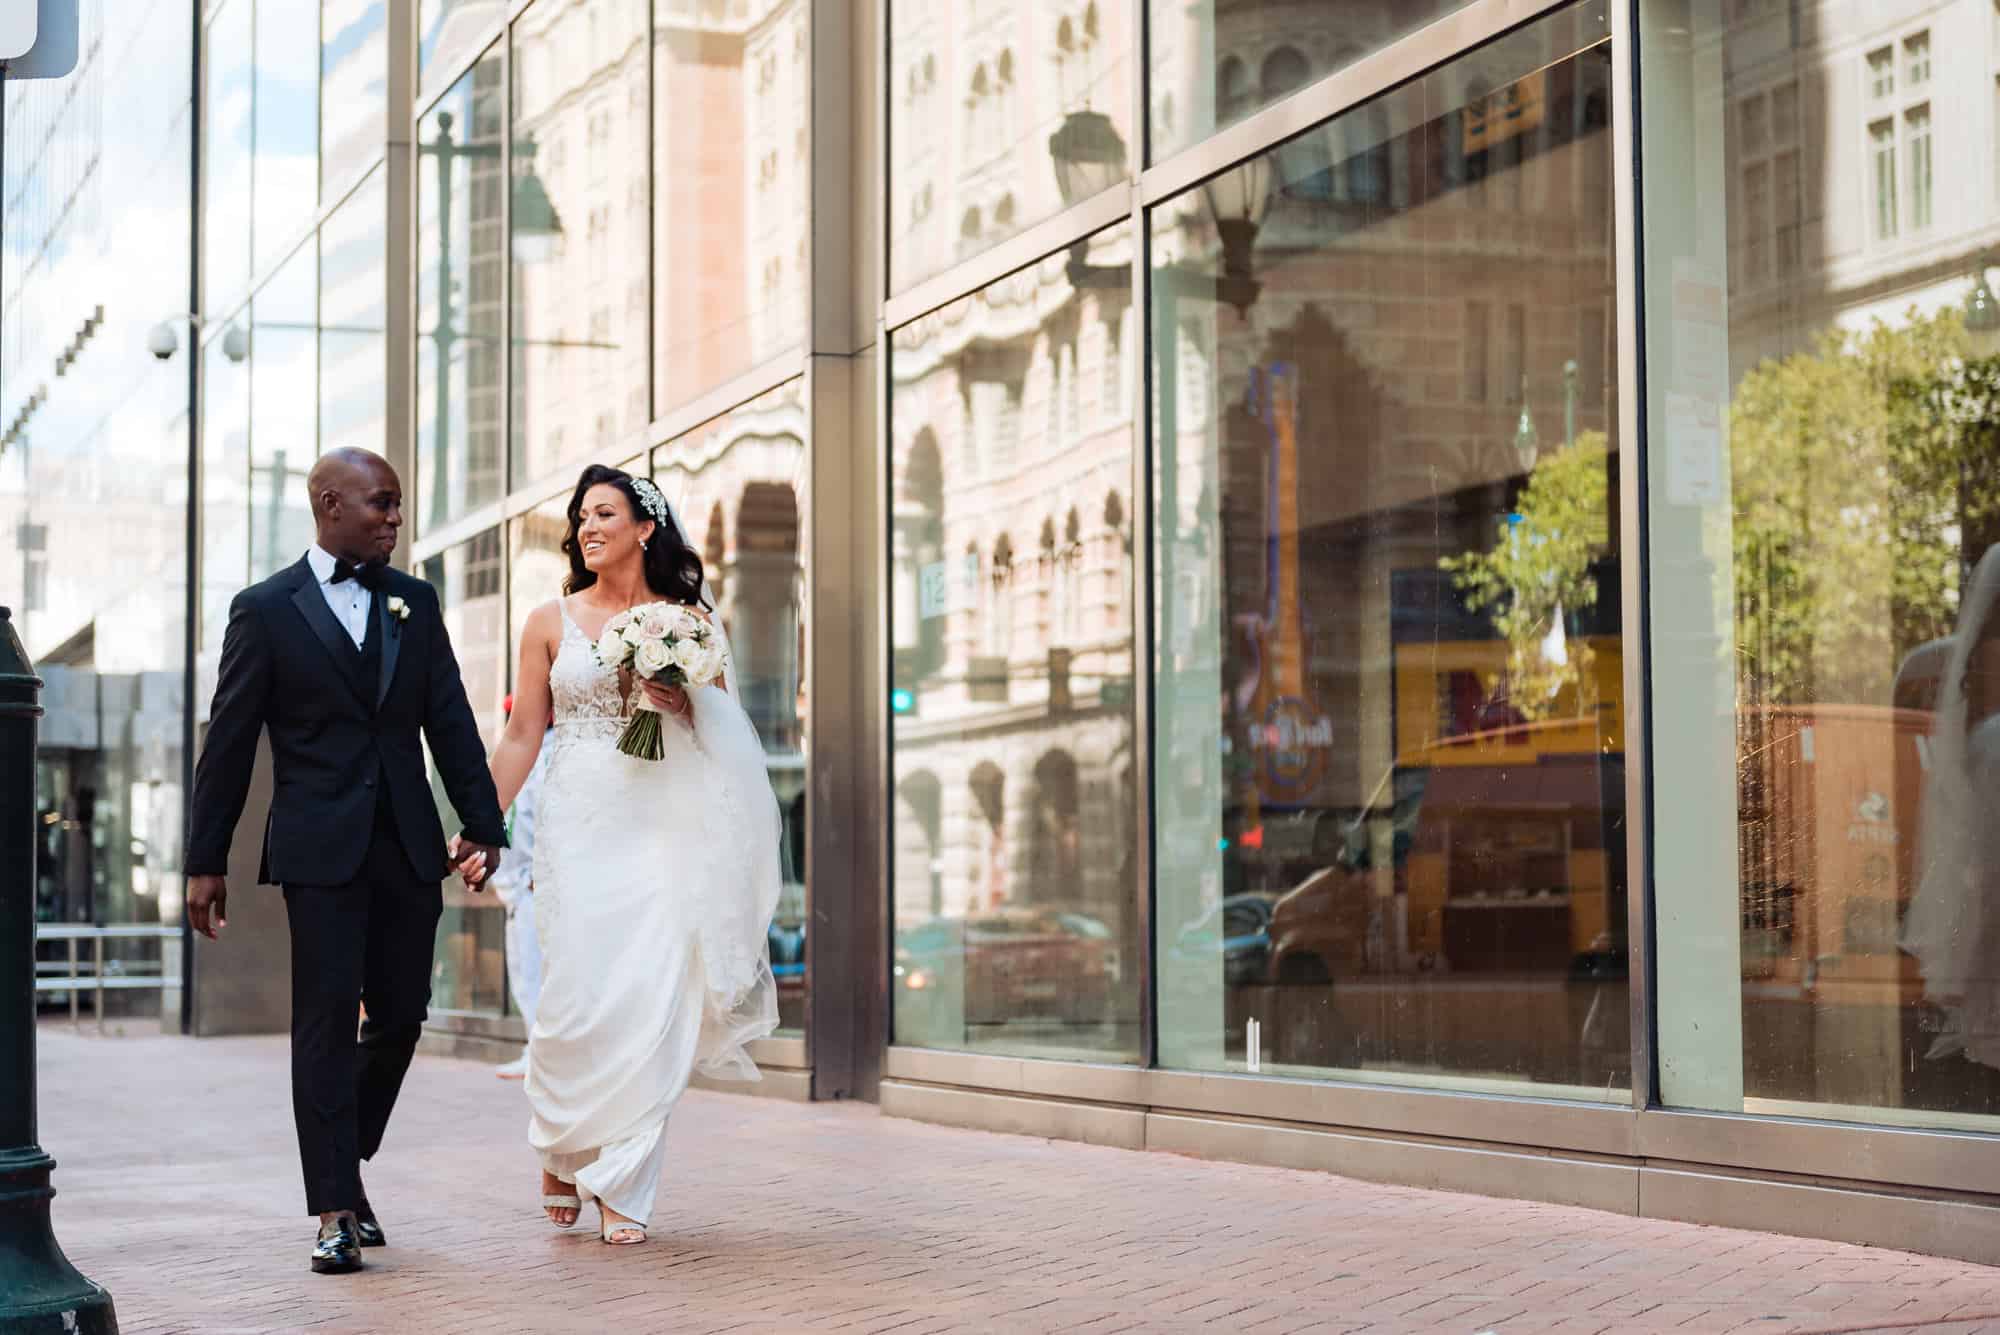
{"left": 465, "top": 463, "right": 781, "bottom": 1245}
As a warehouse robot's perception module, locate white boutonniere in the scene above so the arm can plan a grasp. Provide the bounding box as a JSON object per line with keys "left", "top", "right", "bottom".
{"left": 387, "top": 595, "right": 410, "bottom": 623}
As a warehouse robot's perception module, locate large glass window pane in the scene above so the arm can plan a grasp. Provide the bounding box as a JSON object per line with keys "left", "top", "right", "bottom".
{"left": 418, "top": 43, "right": 507, "bottom": 536}
{"left": 249, "top": 242, "right": 318, "bottom": 579}
{"left": 421, "top": 0, "right": 506, "bottom": 102}
{"left": 1154, "top": 4, "right": 1624, "bottom": 1096}
{"left": 320, "top": 167, "right": 387, "bottom": 452}
{"left": 888, "top": 2, "right": 1135, "bottom": 291}
{"left": 426, "top": 528, "right": 509, "bottom": 1016}
{"left": 1645, "top": 1, "right": 2000, "bottom": 1132}
{"left": 511, "top": 1, "right": 649, "bottom": 489}
{"left": 1147, "top": 1, "right": 1486, "bottom": 163}
{"left": 253, "top": 0, "right": 320, "bottom": 277}
{"left": 323, "top": 0, "right": 388, "bottom": 193}
{"left": 654, "top": 380, "right": 809, "bottom": 1032}
{"left": 8, "top": 0, "right": 193, "bottom": 946}
{"left": 653, "top": 0, "right": 809, "bottom": 415}
{"left": 201, "top": 334, "right": 251, "bottom": 658}
{"left": 204, "top": 1, "right": 254, "bottom": 313}
{"left": 889, "top": 226, "right": 1141, "bottom": 1061}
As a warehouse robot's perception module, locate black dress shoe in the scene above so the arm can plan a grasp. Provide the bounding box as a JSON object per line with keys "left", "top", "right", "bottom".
{"left": 311, "top": 1217, "right": 363, "bottom": 1275}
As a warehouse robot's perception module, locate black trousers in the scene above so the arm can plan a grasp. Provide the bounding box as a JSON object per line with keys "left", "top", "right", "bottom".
{"left": 282, "top": 798, "right": 440, "bottom": 1217}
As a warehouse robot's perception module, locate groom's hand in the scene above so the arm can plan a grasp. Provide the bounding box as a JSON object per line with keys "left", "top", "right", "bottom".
{"left": 449, "top": 838, "right": 501, "bottom": 890}
{"left": 188, "top": 875, "right": 228, "bottom": 940}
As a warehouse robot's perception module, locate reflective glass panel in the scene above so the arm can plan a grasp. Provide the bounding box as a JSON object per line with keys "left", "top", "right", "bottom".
{"left": 320, "top": 168, "right": 387, "bottom": 452}
{"left": 653, "top": 0, "right": 809, "bottom": 414}
{"left": 1644, "top": 0, "right": 2000, "bottom": 1132}
{"left": 654, "top": 379, "right": 809, "bottom": 1033}
{"left": 510, "top": 0, "right": 650, "bottom": 488}
{"left": 889, "top": 225, "right": 1141, "bottom": 1061}
{"left": 249, "top": 241, "right": 318, "bottom": 579}
{"left": 418, "top": 42, "right": 507, "bottom": 535}
{"left": 421, "top": 0, "right": 507, "bottom": 103}
{"left": 1147, "top": 1, "right": 1483, "bottom": 162}
{"left": 888, "top": 1, "right": 1136, "bottom": 290}
{"left": 205, "top": 0, "right": 254, "bottom": 313}
{"left": 323, "top": 0, "right": 389, "bottom": 192}
{"left": 426, "top": 527, "right": 509, "bottom": 1016}
{"left": 1153, "top": 4, "right": 1626, "bottom": 1096}
{"left": 254, "top": 0, "right": 320, "bottom": 276}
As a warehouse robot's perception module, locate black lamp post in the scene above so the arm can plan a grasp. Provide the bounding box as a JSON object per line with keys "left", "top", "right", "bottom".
{"left": 0, "top": 608, "right": 117, "bottom": 1333}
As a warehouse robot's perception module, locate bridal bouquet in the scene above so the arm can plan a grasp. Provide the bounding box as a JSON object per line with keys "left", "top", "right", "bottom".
{"left": 593, "top": 602, "right": 726, "bottom": 760}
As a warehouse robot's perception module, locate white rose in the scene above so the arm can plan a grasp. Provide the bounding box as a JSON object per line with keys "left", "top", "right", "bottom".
{"left": 670, "top": 634, "right": 707, "bottom": 678}
{"left": 635, "top": 637, "right": 674, "bottom": 677}
{"left": 621, "top": 619, "right": 647, "bottom": 649}
{"left": 695, "top": 637, "right": 727, "bottom": 684}
{"left": 595, "top": 627, "right": 630, "bottom": 667}
{"left": 638, "top": 606, "right": 674, "bottom": 640}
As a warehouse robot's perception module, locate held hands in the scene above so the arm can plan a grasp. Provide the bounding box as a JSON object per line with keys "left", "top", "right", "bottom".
{"left": 446, "top": 835, "right": 503, "bottom": 890}
{"left": 187, "top": 875, "right": 228, "bottom": 940}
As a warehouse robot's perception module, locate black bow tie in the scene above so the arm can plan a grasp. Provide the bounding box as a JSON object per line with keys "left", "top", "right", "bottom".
{"left": 330, "top": 559, "right": 388, "bottom": 592}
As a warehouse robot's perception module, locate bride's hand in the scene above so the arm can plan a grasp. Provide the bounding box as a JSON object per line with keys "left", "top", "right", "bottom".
{"left": 641, "top": 678, "right": 692, "bottom": 723}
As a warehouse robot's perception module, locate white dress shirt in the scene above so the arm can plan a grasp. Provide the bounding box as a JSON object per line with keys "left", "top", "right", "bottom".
{"left": 305, "top": 544, "right": 374, "bottom": 649}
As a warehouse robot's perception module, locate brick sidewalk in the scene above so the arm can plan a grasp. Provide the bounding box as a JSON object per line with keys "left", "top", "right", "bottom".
{"left": 29, "top": 1031, "right": 2000, "bottom": 1334}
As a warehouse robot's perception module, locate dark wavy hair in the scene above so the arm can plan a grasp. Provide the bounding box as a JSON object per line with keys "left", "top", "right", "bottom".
{"left": 560, "top": 464, "right": 707, "bottom": 606}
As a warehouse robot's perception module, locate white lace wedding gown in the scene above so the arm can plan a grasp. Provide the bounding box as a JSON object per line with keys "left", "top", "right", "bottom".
{"left": 524, "top": 596, "right": 781, "bottom": 1223}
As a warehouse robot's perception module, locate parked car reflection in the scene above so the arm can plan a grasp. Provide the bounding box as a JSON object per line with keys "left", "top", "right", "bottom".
{"left": 895, "top": 908, "right": 1120, "bottom": 1030}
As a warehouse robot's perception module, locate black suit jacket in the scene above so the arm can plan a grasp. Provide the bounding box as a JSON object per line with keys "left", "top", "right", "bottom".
{"left": 187, "top": 555, "right": 507, "bottom": 888}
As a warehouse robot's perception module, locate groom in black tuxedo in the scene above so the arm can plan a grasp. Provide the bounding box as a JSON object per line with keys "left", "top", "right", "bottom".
{"left": 186, "top": 447, "right": 506, "bottom": 1275}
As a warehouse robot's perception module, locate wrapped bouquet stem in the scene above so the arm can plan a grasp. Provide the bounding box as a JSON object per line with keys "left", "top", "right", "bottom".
{"left": 592, "top": 601, "right": 726, "bottom": 760}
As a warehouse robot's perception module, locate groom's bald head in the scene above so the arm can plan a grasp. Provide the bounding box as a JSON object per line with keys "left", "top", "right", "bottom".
{"left": 309, "top": 448, "right": 403, "bottom": 565}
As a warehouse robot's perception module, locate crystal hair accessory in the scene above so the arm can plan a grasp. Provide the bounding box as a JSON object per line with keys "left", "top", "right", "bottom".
{"left": 629, "top": 477, "right": 672, "bottom": 528}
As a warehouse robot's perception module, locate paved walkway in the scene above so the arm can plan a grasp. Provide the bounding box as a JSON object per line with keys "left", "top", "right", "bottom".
{"left": 30, "top": 1031, "right": 2000, "bottom": 1334}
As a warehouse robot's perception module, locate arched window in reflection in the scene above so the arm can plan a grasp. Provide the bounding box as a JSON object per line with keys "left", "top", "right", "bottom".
{"left": 1261, "top": 45, "right": 1310, "bottom": 102}
{"left": 1026, "top": 750, "right": 1082, "bottom": 907}
{"left": 897, "top": 770, "right": 945, "bottom": 919}
{"left": 988, "top": 532, "right": 1015, "bottom": 660}
{"left": 733, "top": 481, "right": 803, "bottom": 755}
{"left": 1218, "top": 55, "right": 1250, "bottom": 123}
{"left": 969, "top": 760, "right": 1007, "bottom": 912}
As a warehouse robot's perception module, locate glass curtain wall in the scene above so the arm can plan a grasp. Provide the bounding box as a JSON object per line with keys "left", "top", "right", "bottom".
{"left": 1153, "top": 2, "right": 1622, "bottom": 1095}
{"left": 426, "top": 529, "right": 510, "bottom": 1015}
{"left": 1146, "top": 1, "right": 1484, "bottom": 160}
{"left": 1, "top": 0, "right": 191, "bottom": 992}
{"left": 417, "top": 42, "right": 508, "bottom": 535}
{"left": 1644, "top": 0, "right": 2000, "bottom": 1133}
{"left": 509, "top": 0, "right": 650, "bottom": 488}
{"left": 416, "top": 0, "right": 816, "bottom": 1026}
{"left": 654, "top": 380, "right": 810, "bottom": 1033}
{"left": 888, "top": 227, "right": 1143, "bottom": 1062}
{"left": 887, "top": 1, "right": 1136, "bottom": 291}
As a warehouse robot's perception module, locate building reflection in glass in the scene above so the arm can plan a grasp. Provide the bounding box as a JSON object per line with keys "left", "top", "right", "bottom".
{"left": 1147, "top": 0, "right": 1483, "bottom": 163}
{"left": 1643, "top": 0, "right": 2000, "bottom": 1132}
{"left": 510, "top": 0, "right": 649, "bottom": 487}
{"left": 654, "top": 380, "right": 810, "bottom": 1032}
{"left": 889, "top": 224, "right": 1141, "bottom": 1062}
{"left": 653, "top": 0, "right": 810, "bottom": 413}
{"left": 887, "top": 1, "right": 1135, "bottom": 290}
{"left": 418, "top": 42, "right": 507, "bottom": 534}
{"left": 425, "top": 528, "right": 509, "bottom": 1015}
{"left": 1154, "top": 2, "right": 1627, "bottom": 1095}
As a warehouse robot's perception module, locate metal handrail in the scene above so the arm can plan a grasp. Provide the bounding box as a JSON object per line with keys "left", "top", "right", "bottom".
{"left": 32, "top": 923, "right": 178, "bottom": 1033}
